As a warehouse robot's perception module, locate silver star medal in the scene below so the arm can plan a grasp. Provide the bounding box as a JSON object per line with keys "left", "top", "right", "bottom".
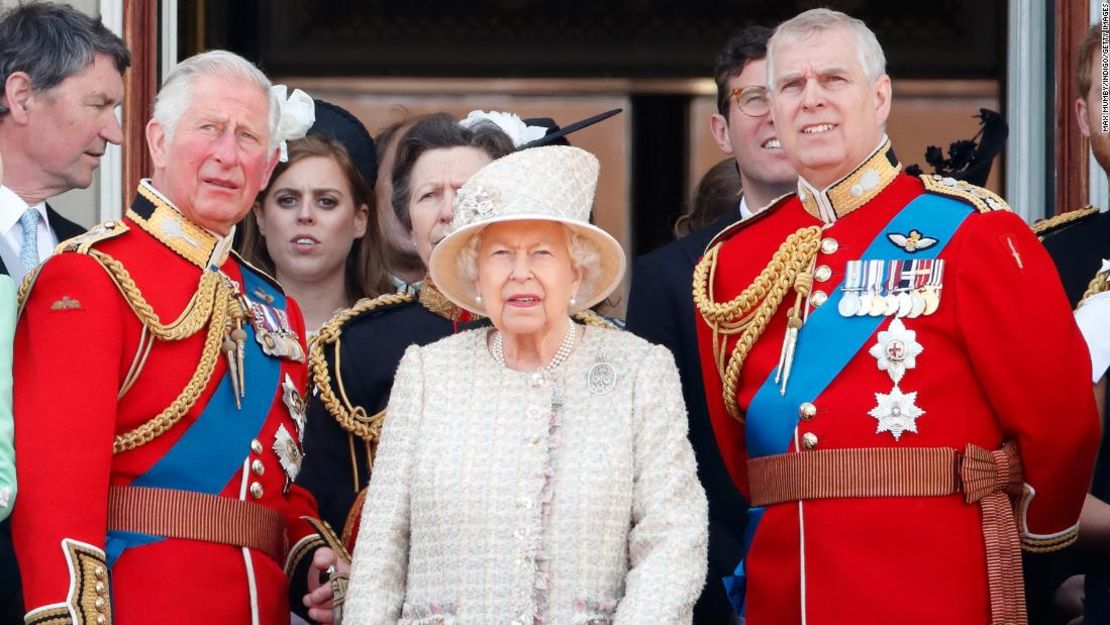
{"left": 867, "top": 318, "right": 922, "bottom": 384}
{"left": 868, "top": 387, "right": 925, "bottom": 441}
{"left": 867, "top": 318, "right": 925, "bottom": 440}
{"left": 272, "top": 424, "right": 303, "bottom": 488}
{"left": 281, "top": 373, "right": 307, "bottom": 442}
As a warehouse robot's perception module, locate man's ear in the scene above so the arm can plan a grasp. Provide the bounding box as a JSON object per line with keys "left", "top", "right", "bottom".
{"left": 4, "top": 72, "right": 34, "bottom": 125}
{"left": 873, "top": 74, "right": 893, "bottom": 127}
{"left": 146, "top": 118, "right": 168, "bottom": 169}
{"left": 1077, "top": 97, "right": 1093, "bottom": 139}
{"left": 710, "top": 113, "right": 735, "bottom": 155}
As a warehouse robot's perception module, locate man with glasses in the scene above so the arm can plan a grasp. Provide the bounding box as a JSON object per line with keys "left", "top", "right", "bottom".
{"left": 625, "top": 25, "right": 796, "bottom": 624}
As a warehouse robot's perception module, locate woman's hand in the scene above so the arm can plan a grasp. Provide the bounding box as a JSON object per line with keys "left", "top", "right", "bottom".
{"left": 303, "top": 547, "right": 351, "bottom": 624}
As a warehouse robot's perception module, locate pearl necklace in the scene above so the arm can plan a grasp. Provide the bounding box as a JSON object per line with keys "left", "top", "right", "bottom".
{"left": 492, "top": 318, "right": 577, "bottom": 373}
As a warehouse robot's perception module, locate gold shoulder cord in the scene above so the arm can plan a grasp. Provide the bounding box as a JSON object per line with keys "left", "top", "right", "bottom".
{"left": 572, "top": 309, "right": 618, "bottom": 329}
{"left": 90, "top": 249, "right": 234, "bottom": 454}
{"left": 1081, "top": 268, "right": 1110, "bottom": 305}
{"left": 20, "top": 222, "right": 242, "bottom": 455}
{"left": 693, "top": 226, "right": 822, "bottom": 420}
{"left": 310, "top": 293, "right": 414, "bottom": 442}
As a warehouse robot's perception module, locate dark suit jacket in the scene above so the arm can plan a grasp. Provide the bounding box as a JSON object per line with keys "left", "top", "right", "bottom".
{"left": 1042, "top": 210, "right": 1110, "bottom": 308}
{"left": 0, "top": 202, "right": 84, "bottom": 624}
{"left": 625, "top": 209, "right": 747, "bottom": 625}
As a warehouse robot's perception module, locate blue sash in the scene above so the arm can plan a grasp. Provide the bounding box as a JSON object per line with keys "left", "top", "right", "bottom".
{"left": 726, "top": 192, "right": 973, "bottom": 616}
{"left": 106, "top": 268, "right": 285, "bottom": 566}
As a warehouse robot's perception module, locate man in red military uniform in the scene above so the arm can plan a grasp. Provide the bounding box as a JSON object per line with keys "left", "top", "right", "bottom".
{"left": 11, "top": 51, "right": 345, "bottom": 625}
{"left": 694, "top": 8, "right": 1100, "bottom": 625}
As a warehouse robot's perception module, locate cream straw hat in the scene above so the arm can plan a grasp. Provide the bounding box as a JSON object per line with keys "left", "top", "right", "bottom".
{"left": 428, "top": 145, "right": 625, "bottom": 316}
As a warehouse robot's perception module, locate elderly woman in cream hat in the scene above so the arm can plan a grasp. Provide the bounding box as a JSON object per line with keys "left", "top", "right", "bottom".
{"left": 344, "top": 145, "right": 707, "bottom": 624}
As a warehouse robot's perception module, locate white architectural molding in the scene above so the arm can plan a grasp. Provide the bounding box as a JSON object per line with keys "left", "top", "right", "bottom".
{"left": 1006, "top": 0, "right": 1048, "bottom": 223}
{"left": 162, "top": 0, "right": 179, "bottom": 85}
{"left": 1091, "top": 0, "right": 1110, "bottom": 211}
{"left": 98, "top": 0, "right": 124, "bottom": 221}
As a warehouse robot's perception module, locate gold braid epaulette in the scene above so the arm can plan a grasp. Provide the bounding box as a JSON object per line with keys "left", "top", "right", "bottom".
{"left": 919, "top": 174, "right": 1009, "bottom": 213}
{"left": 310, "top": 293, "right": 415, "bottom": 441}
{"left": 572, "top": 309, "right": 619, "bottom": 329}
{"left": 1033, "top": 205, "right": 1098, "bottom": 239}
{"left": 693, "top": 226, "right": 822, "bottom": 420}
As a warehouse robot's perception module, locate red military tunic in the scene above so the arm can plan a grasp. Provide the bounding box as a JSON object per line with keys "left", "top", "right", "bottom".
{"left": 12, "top": 183, "right": 335, "bottom": 625}
{"left": 694, "top": 140, "right": 1099, "bottom": 625}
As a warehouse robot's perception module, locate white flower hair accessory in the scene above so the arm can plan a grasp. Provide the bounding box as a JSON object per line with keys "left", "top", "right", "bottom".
{"left": 459, "top": 110, "right": 547, "bottom": 148}
{"left": 270, "top": 85, "right": 316, "bottom": 162}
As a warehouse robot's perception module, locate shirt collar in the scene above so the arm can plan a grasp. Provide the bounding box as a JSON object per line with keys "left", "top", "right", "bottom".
{"left": 0, "top": 185, "right": 46, "bottom": 237}
{"left": 796, "top": 135, "right": 901, "bottom": 225}
{"left": 738, "top": 194, "right": 753, "bottom": 221}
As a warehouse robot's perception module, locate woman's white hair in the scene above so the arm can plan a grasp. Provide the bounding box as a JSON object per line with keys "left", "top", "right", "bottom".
{"left": 766, "top": 8, "right": 887, "bottom": 87}
{"left": 152, "top": 50, "right": 281, "bottom": 151}
{"left": 457, "top": 223, "right": 601, "bottom": 305}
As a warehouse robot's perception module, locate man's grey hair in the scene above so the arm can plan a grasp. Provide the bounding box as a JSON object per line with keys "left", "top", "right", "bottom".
{"left": 457, "top": 223, "right": 600, "bottom": 304}
{"left": 0, "top": 2, "right": 130, "bottom": 116}
{"left": 766, "top": 8, "right": 887, "bottom": 87}
{"left": 153, "top": 50, "right": 281, "bottom": 151}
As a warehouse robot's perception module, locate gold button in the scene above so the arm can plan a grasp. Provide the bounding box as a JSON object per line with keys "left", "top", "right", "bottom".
{"left": 95, "top": 597, "right": 106, "bottom": 611}
{"left": 801, "top": 432, "right": 819, "bottom": 450}
{"left": 95, "top": 566, "right": 106, "bottom": 580}
{"left": 811, "top": 290, "right": 828, "bottom": 307}
{"left": 251, "top": 439, "right": 263, "bottom": 454}
{"left": 249, "top": 482, "right": 264, "bottom": 499}
{"left": 814, "top": 265, "right": 832, "bottom": 282}
{"left": 95, "top": 581, "right": 106, "bottom": 595}
{"left": 798, "top": 402, "right": 817, "bottom": 420}
{"left": 820, "top": 237, "right": 839, "bottom": 255}
{"left": 251, "top": 459, "right": 265, "bottom": 476}
{"left": 97, "top": 616, "right": 107, "bottom": 625}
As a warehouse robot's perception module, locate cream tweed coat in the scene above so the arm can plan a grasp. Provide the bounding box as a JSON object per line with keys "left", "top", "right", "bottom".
{"left": 344, "top": 326, "right": 708, "bottom": 624}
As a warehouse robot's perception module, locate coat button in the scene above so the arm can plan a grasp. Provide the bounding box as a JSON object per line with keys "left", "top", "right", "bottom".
{"left": 249, "top": 482, "right": 264, "bottom": 499}
{"left": 251, "top": 459, "right": 265, "bottom": 476}
{"left": 801, "top": 432, "right": 819, "bottom": 450}
{"left": 820, "top": 237, "right": 839, "bottom": 255}
{"left": 798, "top": 402, "right": 817, "bottom": 420}
{"left": 251, "top": 439, "right": 264, "bottom": 454}
{"left": 815, "top": 265, "right": 832, "bottom": 282}
{"left": 811, "top": 290, "right": 828, "bottom": 307}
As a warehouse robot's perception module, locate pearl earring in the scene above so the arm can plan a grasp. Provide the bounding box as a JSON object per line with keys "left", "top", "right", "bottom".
{"left": 475, "top": 294, "right": 483, "bottom": 305}
{"left": 569, "top": 296, "right": 577, "bottom": 307}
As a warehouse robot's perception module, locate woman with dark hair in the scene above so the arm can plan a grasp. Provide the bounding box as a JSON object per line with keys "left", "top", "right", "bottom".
{"left": 239, "top": 135, "right": 394, "bottom": 334}
{"left": 374, "top": 119, "right": 425, "bottom": 292}
{"left": 296, "top": 113, "right": 516, "bottom": 556}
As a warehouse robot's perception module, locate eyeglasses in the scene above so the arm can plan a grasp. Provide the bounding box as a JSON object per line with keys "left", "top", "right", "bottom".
{"left": 728, "top": 86, "right": 770, "bottom": 118}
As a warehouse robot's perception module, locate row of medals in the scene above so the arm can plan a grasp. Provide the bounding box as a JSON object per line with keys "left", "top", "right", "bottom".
{"left": 837, "top": 258, "right": 945, "bottom": 319}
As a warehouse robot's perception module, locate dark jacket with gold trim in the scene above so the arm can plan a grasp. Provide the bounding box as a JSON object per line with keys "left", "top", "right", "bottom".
{"left": 298, "top": 285, "right": 484, "bottom": 549}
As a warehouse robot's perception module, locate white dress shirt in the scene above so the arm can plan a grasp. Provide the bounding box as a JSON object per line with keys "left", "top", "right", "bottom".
{"left": 1076, "top": 289, "right": 1110, "bottom": 383}
{"left": 0, "top": 185, "right": 58, "bottom": 281}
